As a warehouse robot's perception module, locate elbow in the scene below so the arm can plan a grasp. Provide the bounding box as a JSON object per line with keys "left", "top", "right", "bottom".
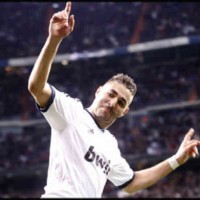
{"left": 28, "top": 78, "right": 34, "bottom": 94}
{"left": 123, "top": 186, "right": 136, "bottom": 194}
{"left": 28, "top": 78, "right": 39, "bottom": 96}
{"left": 123, "top": 182, "right": 137, "bottom": 194}
{"left": 122, "top": 172, "right": 143, "bottom": 194}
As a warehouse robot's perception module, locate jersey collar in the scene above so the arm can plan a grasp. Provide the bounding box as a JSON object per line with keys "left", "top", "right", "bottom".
{"left": 85, "top": 108, "right": 105, "bottom": 133}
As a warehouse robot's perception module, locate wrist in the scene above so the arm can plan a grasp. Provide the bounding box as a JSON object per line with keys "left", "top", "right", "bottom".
{"left": 47, "top": 35, "right": 63, "bottom": 46}
{"left": 167, "top": 155, "right": 180, "bottom": 170}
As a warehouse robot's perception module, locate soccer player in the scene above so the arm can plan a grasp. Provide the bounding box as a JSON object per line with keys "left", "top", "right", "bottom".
{"left": 28, "top": 2, "right": 200, "bottom": 198}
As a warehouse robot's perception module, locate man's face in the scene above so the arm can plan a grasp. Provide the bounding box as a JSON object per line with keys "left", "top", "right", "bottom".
{"left": 92, "top": 81, "right": 133, "bottom": 123}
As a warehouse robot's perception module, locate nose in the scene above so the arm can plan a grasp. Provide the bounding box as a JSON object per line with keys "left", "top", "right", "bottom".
{"left": 108, "top": 97, "right": 117, "bottom": 108}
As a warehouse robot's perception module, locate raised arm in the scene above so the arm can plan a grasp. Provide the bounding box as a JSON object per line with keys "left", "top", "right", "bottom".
{"left": 123, "top": 128, "right": 200, "bottom": 193}
{"left": 28, "top": 2, "right": 75, "bottom": 108}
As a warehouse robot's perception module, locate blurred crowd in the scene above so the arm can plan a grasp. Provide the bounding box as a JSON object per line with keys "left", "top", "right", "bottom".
{"left": 1, "top": 51, "right": 200, "bottom": 120}
{"left": 1, "top": 167, "right": 200, "bottom": 198}
{"left": 1, "top": 106, "right": 200, "bottom": 172}
{"left": 0, "top": 2, "right": 200, "bottom": 59}
{"left": 104, "top": 168, "right": 200, "bottom": 198}
{"left": 0, "top": 1, "right": 200, "bottom": 198}
{"left": 1, "top": 56, "right": 200, "bottom": 197}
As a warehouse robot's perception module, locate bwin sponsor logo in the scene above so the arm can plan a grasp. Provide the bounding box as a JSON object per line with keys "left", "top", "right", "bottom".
{"left": 84, "top": 146, "right": 111, "bottom": 175}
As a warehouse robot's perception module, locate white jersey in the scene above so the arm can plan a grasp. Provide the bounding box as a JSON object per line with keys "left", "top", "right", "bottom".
{"left": 38, "top": 85, "right": 134, "bottom": 198}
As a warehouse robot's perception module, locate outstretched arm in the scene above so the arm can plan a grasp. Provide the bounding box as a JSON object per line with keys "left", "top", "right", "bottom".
{"left": 28, "top": 2, "right": 75, "bottom": 108}
{"left": 123, "top": 128, "right": 200, "bottom": 193}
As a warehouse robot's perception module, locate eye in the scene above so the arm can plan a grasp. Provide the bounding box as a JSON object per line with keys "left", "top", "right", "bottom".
{"left": 118, "top": 100, "right": 125, "bottom": 108}
{"left": 108, "top": 92, "right": 114, "bottom": 97}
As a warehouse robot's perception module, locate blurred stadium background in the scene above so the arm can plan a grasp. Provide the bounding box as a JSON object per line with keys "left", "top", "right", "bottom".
{"left": 0, "top": 2, "right": 200, "bottom": 198}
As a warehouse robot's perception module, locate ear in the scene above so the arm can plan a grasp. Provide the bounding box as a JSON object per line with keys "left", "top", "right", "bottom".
{"left": 119, "top": 107, "right": 129, "bottom": 118}
{"left": 95, "top": 86, "right": 102, "bottom": 97}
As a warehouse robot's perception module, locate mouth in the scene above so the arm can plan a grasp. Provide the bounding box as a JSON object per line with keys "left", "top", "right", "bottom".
{"left": 101, "top": 106, "right": 112, "bottom": 115}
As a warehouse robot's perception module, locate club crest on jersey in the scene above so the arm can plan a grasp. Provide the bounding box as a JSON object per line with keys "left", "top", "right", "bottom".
{"left": 84, "top": 146, "right": 110, "bottom": 175}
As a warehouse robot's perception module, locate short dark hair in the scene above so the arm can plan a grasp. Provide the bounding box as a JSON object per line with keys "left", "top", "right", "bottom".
{"left": 106, "top": 73, "right": 137, "bottom": 96}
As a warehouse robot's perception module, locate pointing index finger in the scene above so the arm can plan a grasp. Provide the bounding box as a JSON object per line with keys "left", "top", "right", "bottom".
{"left": 65, "top": 2, "right": 72, "bottom": 15}
{"left": 183, "top": 128, "right": 194, "bottom": 143}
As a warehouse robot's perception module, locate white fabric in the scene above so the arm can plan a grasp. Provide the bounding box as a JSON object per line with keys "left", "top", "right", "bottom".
{"left": 167, "top": 155, "right": 180, "bottom": 170}
{"left": 40, "top": 86, "right": 134, "bottom": 198}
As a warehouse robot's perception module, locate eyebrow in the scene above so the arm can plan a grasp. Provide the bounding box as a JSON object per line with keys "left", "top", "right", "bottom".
{"left": 110, "top": 89, "right": 127, "bottom": 106}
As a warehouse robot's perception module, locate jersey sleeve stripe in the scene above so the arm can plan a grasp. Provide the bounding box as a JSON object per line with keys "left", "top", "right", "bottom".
{"left": 35, "top": 84, "right": 55, "bottom": 113}
{"left": 117, "top": 173, "right": 135, "bottom": 190}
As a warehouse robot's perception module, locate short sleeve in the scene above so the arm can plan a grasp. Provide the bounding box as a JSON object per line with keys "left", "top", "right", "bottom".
{"left": 36, "top": 84, "right": 83, "bottom": 131}
{"left": 107, "top": 134, "right": 135, "bottom": 188}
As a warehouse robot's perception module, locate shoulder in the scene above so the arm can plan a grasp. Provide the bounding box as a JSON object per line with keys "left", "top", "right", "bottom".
{"left": 53, "top": 86, "right": 83, "bottom": 107}
{"left": 48, "top": 85, "right": 85, "bottom": 119}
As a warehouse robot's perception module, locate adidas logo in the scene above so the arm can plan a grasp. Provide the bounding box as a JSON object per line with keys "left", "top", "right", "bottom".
{"left": 88, "top": 129, "right": 94, "bottom": 134}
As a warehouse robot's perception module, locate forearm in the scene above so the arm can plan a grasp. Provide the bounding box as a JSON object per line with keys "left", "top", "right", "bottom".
{"left": 28, "top": 36, "right": 62, "bottom": 94}
{"left": 28, "top": 2, "right": 74, "bottom": 108}
{"left": 124, "top": 128, "right": 200, "bottom": 194}
{"left": 124, "top": 158, "right": 175, "bottom": 193}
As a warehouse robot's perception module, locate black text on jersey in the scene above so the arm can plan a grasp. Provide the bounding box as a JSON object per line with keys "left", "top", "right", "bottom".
{"left": 84, "top": 146, "right": 110, "bottom": 175}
